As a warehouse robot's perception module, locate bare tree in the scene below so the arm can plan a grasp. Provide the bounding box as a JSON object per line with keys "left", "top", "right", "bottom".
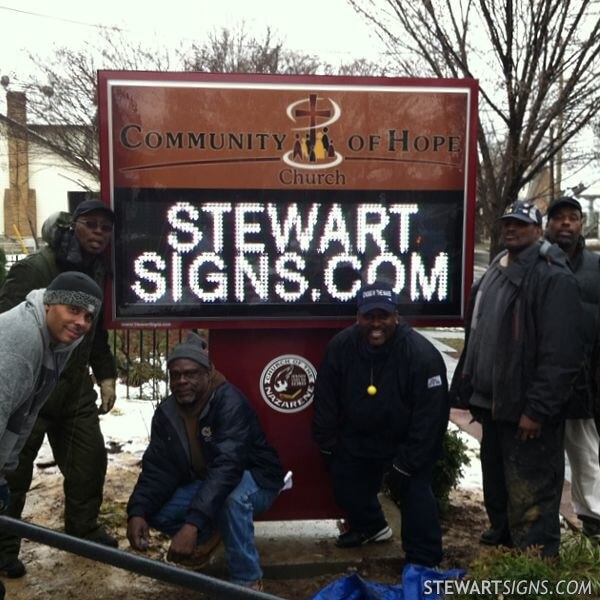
{"left": 335, "top": 57, "right": 389, "bottom": 77}
{"left": 349, "top": 0, "right": 600, "bottom": 258}
{"left": 183, "top": 26, "right": 322, "bottom": 74}
{"left": 9, "top": 28, "right": 175, "bottom": 182}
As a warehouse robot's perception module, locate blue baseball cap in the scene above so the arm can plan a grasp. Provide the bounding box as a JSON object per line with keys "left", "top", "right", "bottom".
{"left": 356, "top": 282, "right": 398, "bottom": 314}
{"left": 499, "top": 201, "right": 542, "bottom": 226}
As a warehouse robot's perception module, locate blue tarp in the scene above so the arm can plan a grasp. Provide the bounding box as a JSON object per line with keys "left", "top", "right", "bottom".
{"left": 310, "top": 563, "right": 466, "bottom": 600}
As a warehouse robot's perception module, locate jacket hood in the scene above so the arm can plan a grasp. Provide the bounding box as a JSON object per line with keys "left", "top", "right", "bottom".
{"left": 41, "top": 211, "right": 87, "bottom": 268}
{"left": 539, "top": 239, "right": 569, "bottom": 267}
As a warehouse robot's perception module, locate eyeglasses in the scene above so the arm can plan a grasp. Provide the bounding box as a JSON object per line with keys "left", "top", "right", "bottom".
{"left": 169, "top": 368, "right": 206, "bottom": 381}
{"left": 76, "top": 219, "right": 113, "bottom": 233}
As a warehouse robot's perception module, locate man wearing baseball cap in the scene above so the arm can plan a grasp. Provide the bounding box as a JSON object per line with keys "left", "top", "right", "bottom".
{"left": 452, "top": 199, "right": 584, "bottom": 556}
{"left": 545, "top": 196, "right": 600, "bottom": 540}
{"left": 0, "top": 198, "right": 118, "bottom": 578}
{"left": 0, "top": 272, "right": 102, "bottom": 598}
{"left": 312, "top": 281, "right": 449, "bottom": 568}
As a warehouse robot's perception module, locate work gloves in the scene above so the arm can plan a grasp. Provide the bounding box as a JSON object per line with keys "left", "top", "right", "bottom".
{"left": 98, "top": 378, "right": 117, "bottom": 414}
{"left": 0, "top": 483, "right": 10, "bottom": 514}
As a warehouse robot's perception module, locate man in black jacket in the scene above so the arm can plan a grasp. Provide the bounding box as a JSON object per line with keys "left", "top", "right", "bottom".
{"left": 453, "top": 200, "right": 584, "bottom": 557}
{"left": 127, "top": 333, "right": 284, "bottom": 592}
{"left": 312, "top": 281, "right": 449, "bottom": 567}
{"left": 545, "top": 196, "right": 600, "bottom": 538}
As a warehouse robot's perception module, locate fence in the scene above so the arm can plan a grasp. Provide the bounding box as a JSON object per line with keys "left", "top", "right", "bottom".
{"left": 109, "top": 328, "right": 194, "bottom": 401}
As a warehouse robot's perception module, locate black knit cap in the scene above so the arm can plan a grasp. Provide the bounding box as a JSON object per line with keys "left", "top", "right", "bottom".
{"left": 43, "top": 271, "right": 103, "bottom": 315}
{"left": 72, "top": 199, "right": 114, "bottom": 222}
{"left": 167, "top": 332, "right": 211, "bottom": 369}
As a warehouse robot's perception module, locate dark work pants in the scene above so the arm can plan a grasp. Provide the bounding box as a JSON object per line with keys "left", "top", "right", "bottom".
{"left": 0, "top": 376, "right": 107, "bottom": 564}
{"left": 479, "top": 410, "right": 565, "bottom": 557}
{"left": 329, "top": 455, "right": 442, "bottom": 566}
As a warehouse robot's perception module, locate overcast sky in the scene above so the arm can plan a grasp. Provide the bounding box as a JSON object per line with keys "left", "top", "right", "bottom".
{"left": 0, "top": 0, "right": 384, "bottom": 81}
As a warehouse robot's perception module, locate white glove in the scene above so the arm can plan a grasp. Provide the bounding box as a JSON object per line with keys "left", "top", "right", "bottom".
{"left": 98, "top": 378, "right": 117, "bottom": 414}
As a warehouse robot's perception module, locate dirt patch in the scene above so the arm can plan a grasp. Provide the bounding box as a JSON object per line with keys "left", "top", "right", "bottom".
{"left": 3, "top": 454, "right": 488, "bottom": 599}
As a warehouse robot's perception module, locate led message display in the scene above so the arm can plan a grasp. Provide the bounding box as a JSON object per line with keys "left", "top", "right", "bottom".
{"left": 114, "top": 189, "right": 462, "bottom": 320}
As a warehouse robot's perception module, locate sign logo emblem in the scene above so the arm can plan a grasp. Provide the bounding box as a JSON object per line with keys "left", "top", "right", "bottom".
{"left": 283, "top": 93, "right": 343, "bottom": 170}
{"left": 260, "top": 354, "right": 317, "bottom": 413}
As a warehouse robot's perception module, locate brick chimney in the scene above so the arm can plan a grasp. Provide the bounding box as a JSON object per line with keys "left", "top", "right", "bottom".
{"left": 3, "top": 91, "right": 37, "bottom": 239}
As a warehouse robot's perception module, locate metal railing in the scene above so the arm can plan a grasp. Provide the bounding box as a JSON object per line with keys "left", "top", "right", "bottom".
{"left": 110, "top": 329, "right": 206, "bottom": 401}
{"left": 0, "top": 516, "right": 281, "bottom": 599}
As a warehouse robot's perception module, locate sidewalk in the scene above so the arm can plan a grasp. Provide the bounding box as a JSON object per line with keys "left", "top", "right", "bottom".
{"left": 201, "top": 494, "right": 404, "bottom": 580}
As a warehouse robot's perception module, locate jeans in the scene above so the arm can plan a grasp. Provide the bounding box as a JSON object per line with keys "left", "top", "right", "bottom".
{"left": 149, "top": 471, "right": 278, "bottom": 585}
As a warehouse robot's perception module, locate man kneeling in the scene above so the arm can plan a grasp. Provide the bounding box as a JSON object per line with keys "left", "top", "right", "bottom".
{"left": 126, "top": 333, "right": 285, "bottom": 591}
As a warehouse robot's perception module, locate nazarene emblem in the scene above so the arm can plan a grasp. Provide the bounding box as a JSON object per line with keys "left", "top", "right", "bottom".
{"left": 260, "top": 354, "right": 317, "bottom": 414}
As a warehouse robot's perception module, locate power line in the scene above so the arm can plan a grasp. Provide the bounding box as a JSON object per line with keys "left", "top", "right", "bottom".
{"left": 0, "top": 4, "right": 385, "bottom": 58}
{"left": 0, "top": 4, "right": 124, "bottom": 30}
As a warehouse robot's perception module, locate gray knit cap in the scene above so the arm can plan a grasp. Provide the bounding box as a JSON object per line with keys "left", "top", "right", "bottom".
{"left": 167, "top": 332, "right": 211, "bottom": 369}
{"left": 43, "top": 271, "right": 103, "bottom": 316}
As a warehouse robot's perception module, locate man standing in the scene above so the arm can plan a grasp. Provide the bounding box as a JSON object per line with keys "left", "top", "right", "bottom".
{"left": 312, "top": 281, "right": 449, "bottom": 568}
{"left": 0, "top": 199, "right": 118, "bottom": 578}
{"left": 453, "top": 200, "right": 584, "bottom": 557}
{"left": 0, "top": 272, "right": 102, "bottom": 598}
{"left": 545, "top": 196, "right": 600, "bottom": 539}
{"left": 127, "top": 333, "right": 284, "bottom": 592}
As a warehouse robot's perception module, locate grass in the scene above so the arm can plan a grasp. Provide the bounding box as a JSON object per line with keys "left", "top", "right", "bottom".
{"left": 452, "top": 532, "right": 600, "bottom": 599}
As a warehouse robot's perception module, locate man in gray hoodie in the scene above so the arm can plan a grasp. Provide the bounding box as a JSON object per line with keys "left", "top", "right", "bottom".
{"left": 0, "top": 271, "right": 102, "bottom": 599}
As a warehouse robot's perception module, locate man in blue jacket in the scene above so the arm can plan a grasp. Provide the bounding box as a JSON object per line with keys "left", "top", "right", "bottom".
{"left": 312, "top": 281, "right": 449, "bottom": 567}
{"left": 126, "top": 333, "right": 284, "bottom": 592}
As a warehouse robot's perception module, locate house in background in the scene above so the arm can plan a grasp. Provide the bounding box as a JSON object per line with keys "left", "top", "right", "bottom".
{"left": 525, "top": 160, "right": 600, "bottom": 242}
{"left": 0, "top": 90, "right": 97, "bottom": 256}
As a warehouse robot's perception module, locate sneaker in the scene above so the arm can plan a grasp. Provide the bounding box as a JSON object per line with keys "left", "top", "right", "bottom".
{"left": 479, "top": 527, "right": 511, "bottom": 546}
{"left": 335, "top": 525, "right": 392, "bottom": 548}
{"left": 82, "top": 528, "right": 118, "bottom": 548}
{"left": 0, "top": 558, "right": 26, "bottom": 578}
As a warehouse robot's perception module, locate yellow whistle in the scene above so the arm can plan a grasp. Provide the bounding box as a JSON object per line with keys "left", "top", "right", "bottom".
{"left": 367, "top": 385, "right": 377, "bottom": 396}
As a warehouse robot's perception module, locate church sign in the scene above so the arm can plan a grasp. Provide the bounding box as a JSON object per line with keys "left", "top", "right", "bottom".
{"left": 98, "top": 72, "right": 478, "bottom": 328}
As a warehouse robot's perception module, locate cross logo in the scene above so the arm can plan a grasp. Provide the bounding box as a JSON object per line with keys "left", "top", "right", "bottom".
{"left": 284, "top": 94, "right": 343, "bottom": 170}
